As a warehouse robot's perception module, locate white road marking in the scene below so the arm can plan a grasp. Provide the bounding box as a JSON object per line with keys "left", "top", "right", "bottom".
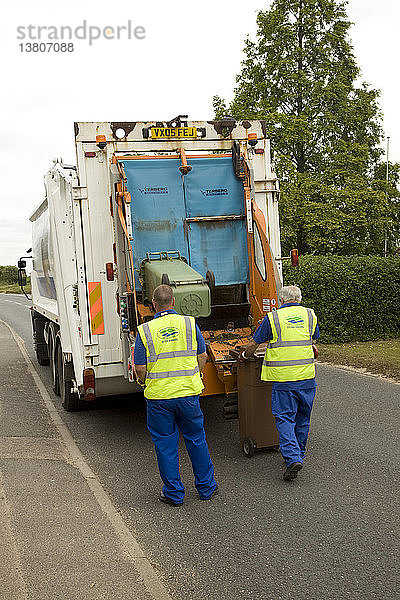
{"left": 1, "top": 319, "right": 173, "bottom": 600}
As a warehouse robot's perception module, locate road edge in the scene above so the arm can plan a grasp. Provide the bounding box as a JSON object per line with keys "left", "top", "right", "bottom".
{"left": 0, "top": 319, "right": 174, "bottom": 600}
{"left": 317, "top": 360, "right": 400, "bottom": 386}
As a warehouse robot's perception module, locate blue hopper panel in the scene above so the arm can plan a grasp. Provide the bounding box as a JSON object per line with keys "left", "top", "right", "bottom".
{"left": 123, "top": 159, "right": 188, "bottom": 289}
{"left": 123, "top": 156, "right": 249, "bottom": 289}
{"left": 184, "top": 157, "right": 248, "bottom": 285}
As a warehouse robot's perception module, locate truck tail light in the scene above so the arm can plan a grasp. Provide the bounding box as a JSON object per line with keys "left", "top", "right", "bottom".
{"left": 85, "top": 152, "right": 96, "bottom": 158}
{"left": 290, "top": 249, "right": 299, "bottom": 267}
{"left": 83, "top": 368, "right": 95, "bottom": 401}
{"left": 106, "top": 262, "right": 114, "bottom": 281}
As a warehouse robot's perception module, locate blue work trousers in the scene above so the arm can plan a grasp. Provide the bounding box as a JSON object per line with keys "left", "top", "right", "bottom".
{"left": 271, "top": 388, "right": 316, "bottom": 467}
{"left": 147, "top": 396, "right": 217, "bottom": 503}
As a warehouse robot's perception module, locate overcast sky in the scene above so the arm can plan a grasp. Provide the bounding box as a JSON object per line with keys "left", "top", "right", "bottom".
{"left": 0, "top": 0, "right": 398, "bottom": 266}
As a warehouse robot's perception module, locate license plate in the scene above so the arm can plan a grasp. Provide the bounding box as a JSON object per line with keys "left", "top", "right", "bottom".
{"left": 150, "top": 127, "right": 197, "bottom": 139}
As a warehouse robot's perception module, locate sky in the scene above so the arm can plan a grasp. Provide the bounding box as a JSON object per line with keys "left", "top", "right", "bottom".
{"left": 0, "top": 0, "right": 398, "bottom": 266}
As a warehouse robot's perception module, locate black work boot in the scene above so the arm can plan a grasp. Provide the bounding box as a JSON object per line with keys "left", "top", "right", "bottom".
{"left": 158, "top": 493, "right": 183, "bottom": 507}
{"left": 283, "top": 462, "right": 303, "bottom": 481}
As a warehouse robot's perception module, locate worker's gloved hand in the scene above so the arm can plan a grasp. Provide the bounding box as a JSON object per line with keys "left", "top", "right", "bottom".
{"left": 238, "top": 351, "right": 248, "bottom": 363}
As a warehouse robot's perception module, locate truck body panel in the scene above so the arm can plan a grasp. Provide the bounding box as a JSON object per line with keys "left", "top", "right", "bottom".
{"left": 29, "top": 120, "right": 283, "bottom": 408}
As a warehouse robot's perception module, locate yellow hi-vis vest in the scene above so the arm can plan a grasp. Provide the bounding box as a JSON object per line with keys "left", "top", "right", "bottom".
{"left": 137, "top": 313, "right": 204, "bottom": 400}
{"left": 261, "top": 305, "right": 317, "bottom": 383}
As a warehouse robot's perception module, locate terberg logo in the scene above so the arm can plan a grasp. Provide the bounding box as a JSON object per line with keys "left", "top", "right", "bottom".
{"left": 157, "top": 327, "right": 179, "bottom": 342}
{"left": 138, "top": 187, "right": 168, "bottom": 195}
{"left": 200, "top": 188, "right": 228, "bottom": 196}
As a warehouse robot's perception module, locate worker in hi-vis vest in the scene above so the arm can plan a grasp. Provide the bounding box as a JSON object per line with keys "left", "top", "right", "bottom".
{"left": 133, "top": 285, "right": 218, "bottom": 506}
{"left": 241, "top": 285, "right": 319, "bottom": 481}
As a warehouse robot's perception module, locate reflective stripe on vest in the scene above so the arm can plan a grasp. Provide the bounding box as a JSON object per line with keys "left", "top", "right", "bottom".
{"left": 261, "top": 306, "right": 316, "bottom": 382}
{"left": 137, "top": 313, "right": 204, "bottom": 400}
{"left": 146, "top": 367, "right": 200, "bottom": 380}
{"left": 263, "top": 358, "right": 314, "bottom": 367}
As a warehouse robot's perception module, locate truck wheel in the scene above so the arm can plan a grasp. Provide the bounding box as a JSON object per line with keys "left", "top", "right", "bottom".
{"left": 61, "top": 377, "right": 83, "bottom": 412}
{"left": 243, "top": 437, "right": 256, "bottom": 458}
{"left": 56, "top": 343, "right": 84, "bottom": 412}
{"left": 36, "top": 346, "right": 49, "bottom": 366}
{"left": 52, "top": 337, "right": 61, "bottom": 396}
{"left": 32, "top": 317, "right": 49, "bottom": 366}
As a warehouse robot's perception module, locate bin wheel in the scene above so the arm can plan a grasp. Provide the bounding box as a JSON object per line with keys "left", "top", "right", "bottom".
{"left": 161, "top": 273, "right": 170, "bottom": 285}
{"left": 243, "top": 437, "right": 256, "bottom": 458}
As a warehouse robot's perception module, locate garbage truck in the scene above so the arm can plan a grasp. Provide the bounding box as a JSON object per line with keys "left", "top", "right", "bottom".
{"left": 24, "top": 118, "right": 283, "bottom": 411}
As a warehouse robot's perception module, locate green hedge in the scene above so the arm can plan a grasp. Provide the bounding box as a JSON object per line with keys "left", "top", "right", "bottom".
{"left": 0, "top": 266, "right": 18, "bottom": 284}
{"left": 283, "top": 256, "right": 400, "bottom": 343}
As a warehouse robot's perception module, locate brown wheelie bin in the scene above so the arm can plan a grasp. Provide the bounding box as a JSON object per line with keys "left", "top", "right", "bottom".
{"left": 237, "top": 352, "right": 279, "bottom": 457}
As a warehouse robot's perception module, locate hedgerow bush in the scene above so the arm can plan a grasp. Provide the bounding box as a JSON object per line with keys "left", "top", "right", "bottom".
{"left": 283, "top": 256, "right": 400, "bottom": 343}
{"left": 0, "top": 266, "right": 18, "bottom": 284}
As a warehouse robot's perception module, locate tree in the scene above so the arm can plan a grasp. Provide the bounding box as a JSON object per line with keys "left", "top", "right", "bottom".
{"left": 372, "top": 161, "right": 400, "bottom": 254}
{"left": 214, "top": 0, "right": 395, "bottom": 255}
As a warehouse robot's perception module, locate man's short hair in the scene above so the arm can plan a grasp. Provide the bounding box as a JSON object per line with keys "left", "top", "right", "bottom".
{"left": 279, "top": 285, "right": 302, "bottom": 303}
{"left": 153, "top": 285, "right": 174, "bottom": 309}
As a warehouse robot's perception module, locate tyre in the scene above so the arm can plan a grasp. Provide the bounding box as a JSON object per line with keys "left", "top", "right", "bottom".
{"left": 243, "top": 437, "right": 256, "bottom": 458}
{"left": 55, "top": 341, "right": 63, "bottom": 397}
{"left": 36, "top": 346, "right": 50, "bottom": 366}
{"left": 32, "top": 317, "right": 49, "bottom": 365}
{"left": 51, "top": 336, "right": 60, "bottom": 396}
{"left": 56, "top": 342, "right": 84, "bottom": 412}
{"left": 61, "top": 375, "right": 83, "bottom": 412}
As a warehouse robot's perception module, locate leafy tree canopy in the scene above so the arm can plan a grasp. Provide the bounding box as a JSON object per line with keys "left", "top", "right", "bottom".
{"left": 214, "top": 0, "right": 399, "bottom": 255}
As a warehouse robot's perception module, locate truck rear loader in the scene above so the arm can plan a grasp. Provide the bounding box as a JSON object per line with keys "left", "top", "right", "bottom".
{"left": 25, "top": 118, "right": 283, "bottom": 412}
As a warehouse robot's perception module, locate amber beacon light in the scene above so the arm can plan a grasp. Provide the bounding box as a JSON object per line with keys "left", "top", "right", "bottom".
{"left": 247, "top": 132, "right": 258, "bottom": 147}
{"left": 290, "top": 249, "right": 299, "bottom": 267}
{"left": 96, "top": 135, "right": 107, "bottom": 149}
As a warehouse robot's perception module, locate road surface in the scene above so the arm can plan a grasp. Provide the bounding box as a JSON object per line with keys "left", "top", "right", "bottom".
{"left": 0, "top": 293, "right": 398, "bottom": 600}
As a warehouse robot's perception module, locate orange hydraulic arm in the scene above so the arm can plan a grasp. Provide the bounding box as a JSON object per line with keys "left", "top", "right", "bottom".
{"left": 112, "top": 156, "right": 139, "bottom": 330}
{"left": 243, "top": 160, "right": 279, "bottom": 325}
{"left": 177, "top": 148, "right": 192, "bottom": 175}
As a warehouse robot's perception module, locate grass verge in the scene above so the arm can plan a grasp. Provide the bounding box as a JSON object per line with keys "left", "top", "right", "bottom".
{"left": 0, "top": 284, "right": 31, "bottom": 294}
{"left": 318, "top": 339, "right": 400, "bottom": 382}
